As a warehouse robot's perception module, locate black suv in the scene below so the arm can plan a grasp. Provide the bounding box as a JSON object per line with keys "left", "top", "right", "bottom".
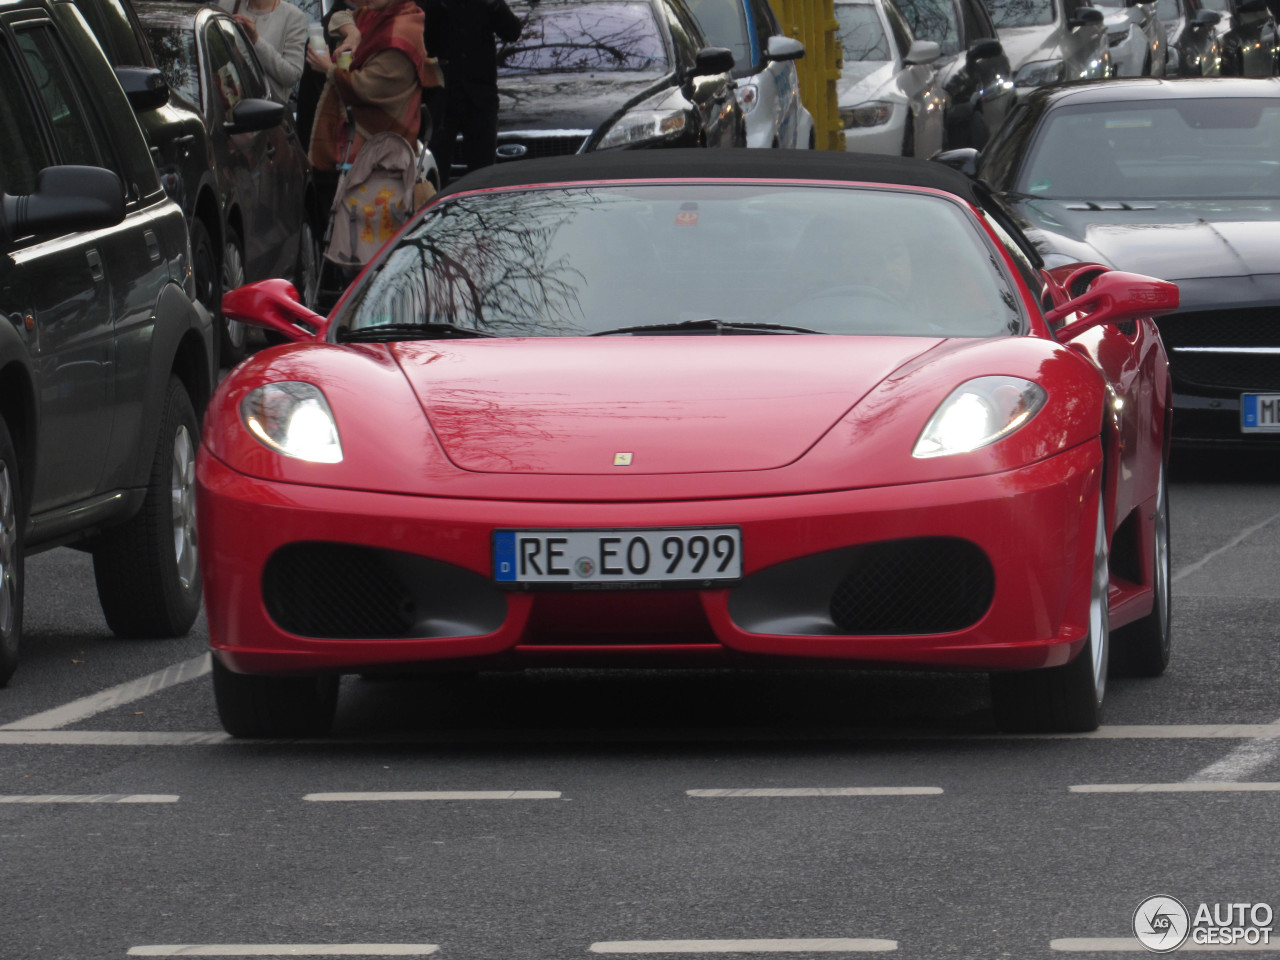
{"left": 0, "top": 0, "right": 215, "bottom": 686}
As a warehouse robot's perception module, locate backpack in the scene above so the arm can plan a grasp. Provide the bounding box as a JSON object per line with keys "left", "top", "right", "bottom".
{"left": 325, "top": 131, "right": 420, "bottom": 268}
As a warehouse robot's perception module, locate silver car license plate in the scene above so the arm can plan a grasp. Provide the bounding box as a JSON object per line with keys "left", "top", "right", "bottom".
{"left": 1242, "top": 394, "right": 1280, "bottom": 433}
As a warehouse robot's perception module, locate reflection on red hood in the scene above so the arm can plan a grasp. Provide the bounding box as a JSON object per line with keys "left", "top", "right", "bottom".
{"left": 389, "top": 336, "right": 941, "bottom": 475}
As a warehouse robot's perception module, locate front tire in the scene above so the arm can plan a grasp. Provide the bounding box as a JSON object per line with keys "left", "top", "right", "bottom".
{"left": 1112, "top": 464, "right": 1171, "bottom": 677}
{"left": 295, "top": 217, "right": 321, "bottom": 312}
{"left": 0, "top": 419, "right": 25, "bottom": 688}
{"left": 991, "top": 496, "right": 1110, "bottom": 732}
{"left": 219, "top": 226, "right": 248, "bottom": 366}
{"left": 212, "top": 657, "right": 339, "bottom": 738}
{"left": 92, "top": 377, "right": 202, "bottom": 638}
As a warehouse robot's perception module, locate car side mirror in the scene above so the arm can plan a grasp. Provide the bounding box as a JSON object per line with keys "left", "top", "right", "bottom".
{"left": 965, "top": 37, "right": 1003, "bottom": 65}
{"left": 692, "top": 46, "right": 736, "bottom": 76}
{"left": 766, "top": 35, "right": 805, "bottom": 61}
{"left": 1047, "top": 270, "right": 1179, "bottom": 341}
{"left": 115, "top": 66, "right": 170, "bottom": 112}
{"left": 931, "top": 147, "right": 979, "bottom": 176}
{"left": 904, "top": 39, "right": 942, "bottom": 64}
{"left": 1, "top": 165, "right": 125, "bottom": 241}
{"left": 222, "top": 278, "right": 328, "bottom": 342}
{"left": 224, "top": 97, "right": 285, "bottom": 134}
{"left": 1193, "top": 8, "right": 1222, "bottom": 24}
{"left": 1069, "top": 6, "right": 1106, "bottom": 25}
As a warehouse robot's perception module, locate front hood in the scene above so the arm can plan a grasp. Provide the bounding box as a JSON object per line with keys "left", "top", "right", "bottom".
{"left": 496, "top": 71, "right": 669, "bottom": 132}
{"left": 998, "top": 25, "right": 1060, "bottom": 71}
{"left": 837, "top": 61, "right": 898, "bottom": 105}
{"left": 389, "top": 336, "right": 940, "bottom": 475}
{"left": 1013, "top": 197, "right": 1280, "bottom": 280}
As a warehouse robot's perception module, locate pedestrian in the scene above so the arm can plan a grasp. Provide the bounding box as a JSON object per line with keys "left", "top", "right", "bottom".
{"left": 305, "top": 0, "right": 435, "bottom": 174}
{"left": 219, "top": 0, "right": 309, "bottom": 105}
{"left": 420, "top": 0, "right": 523, "bottom": 185}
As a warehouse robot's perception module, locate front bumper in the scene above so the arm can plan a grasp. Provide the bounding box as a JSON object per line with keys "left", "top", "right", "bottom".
{"left": 197, "top": 441, "right": 1102, "bottom": 676}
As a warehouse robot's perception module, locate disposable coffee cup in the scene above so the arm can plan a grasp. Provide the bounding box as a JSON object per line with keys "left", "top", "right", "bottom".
{"left": 336, "top": 50, "right": 353, "bottom": 69}
{"left": 307, "top": 23, "right": 326, "bottom": 54}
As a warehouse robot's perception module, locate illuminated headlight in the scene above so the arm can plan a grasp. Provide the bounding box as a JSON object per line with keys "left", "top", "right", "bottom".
{"left": 839, "top": 101, "right": 893, "bottom": 128}
{"left": 737, "top": 82, "right": 760, "bottom": 115}
{"left": 1014, "top": 58, "right": 1064, "bottom": 87}
{"left": 240, "top": 382, "right": 343, "bottom": 463}
{"left": 597, "top": 108, "right": 688, "bottom": 149}
{"left": 912, "top": 376, "right": 1047, "bottom": 458}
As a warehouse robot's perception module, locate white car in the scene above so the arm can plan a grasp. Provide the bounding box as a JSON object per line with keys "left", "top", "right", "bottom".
{"left": 686, "top": 0, "right": 816, "bottom": 148}
{"left": 1098, "top": 0, "right": 1167, "bottom": 74}
{"left": 834, "top": 0, "right": 949, "bottom": 155}
{"left": 986, "top": 0, "right": 1111, "bottom": 92}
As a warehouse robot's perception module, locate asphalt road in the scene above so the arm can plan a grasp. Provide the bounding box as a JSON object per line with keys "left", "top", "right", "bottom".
{"left": 1, "top": 448, "right": 1278, "bottom": 960}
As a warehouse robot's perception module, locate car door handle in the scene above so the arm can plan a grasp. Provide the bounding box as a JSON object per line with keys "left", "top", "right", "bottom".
{"left": 172, "top": 134, "right": 196, "bottom": 145}
{"left": 86, "top": 249, "right": 105, "bottom": 282}
{"left": 265, "top": 143, "right": 277, "bottom": 159}
{"left": 144, "top": 230, "right": 162, "bottom": 263}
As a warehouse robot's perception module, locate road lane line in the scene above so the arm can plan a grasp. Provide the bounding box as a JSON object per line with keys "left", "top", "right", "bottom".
{"left": 589, "top": 939, "right": 898, "bottom": 953}
{"left": 687, "top": 787, "right": 942, "bottom": 797}
{"left": 1070, "top": 782, "right": 1280, "bottom": 793}
{"left": 1188, "top": 715, "right": 1280, "bottom": 784}
{"left": 127, "top": 946, "right": 439, "bottom": 956}
{"left": 1172, "top": 508, "right": 1280, "bottom": 584}
{"left": 0, "top": 654, "right": 211, "bottom": 730}
{"left": 303, "top": 791, "right": 560, "bottom": 801}
{"left": 0, "top": 794, "right": 178, "bottom": 803}
{"left": 0, "top": 731, "right": 232, "bottom": 745}
{"left": 1052, "top": 938, "right": 1280, "bottom": 951}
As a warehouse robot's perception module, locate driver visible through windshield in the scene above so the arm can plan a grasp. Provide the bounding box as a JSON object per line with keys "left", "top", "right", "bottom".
{"left": 339, "top": 183, "right": 1024, "bottom": 341}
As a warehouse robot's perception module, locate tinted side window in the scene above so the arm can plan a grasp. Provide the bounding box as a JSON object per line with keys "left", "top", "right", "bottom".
{"left": 0, "top": 38, "right": 49, "bottom": 196}
{"left": 884, "top": 0, "right": 916, "bottom": 55}
{"left": 14, "top": 24, "right": 106, "bottom": 169}
{"left": 752, "top": 0, "right": 782, "bottom": 34}
{"left": 896, "top": 0, "right": 961, "bottom": 54}
{"left": 664, "top": 0, "right": 701, "bottom": 65}
{"left": 978, "top": 100, "right": 1038, "bottom": 189}
{"left": 99, "top": 0, "right": 152, "bottom": 65}
{"left": 961, "top": 0, "right": 997, "bottom": 38}
{"left": 204, "top": 20, "right": 246, "bottom": 112}
{"left": 220, "top": 19, "right": 269, "bottom": 99}
{"left": 980, "top": 208, "right": 1043, "bottom": 300}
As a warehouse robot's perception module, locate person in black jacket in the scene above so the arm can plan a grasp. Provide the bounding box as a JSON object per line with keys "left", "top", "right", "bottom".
{"left": 420, "top": 0, "right": 522, "bottom": 185}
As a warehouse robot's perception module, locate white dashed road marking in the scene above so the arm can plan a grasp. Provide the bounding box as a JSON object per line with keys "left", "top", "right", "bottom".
{"left": 1070, "top": 783, "right": 1280, "bottom": 793}
{"left": 127, "top": 946, "right": 439, "bottom": 957}
{"left": 0, "top": 654, "right": 211, "bottom": 731}
{"left": 303, "top": 791, "right": 560, "bottom": 801}
{"left": 0, "top": 794, "right": 178, "bottom": 803}
{"left": 687, "top": 787, "right": 941, "bottom": 797}
{"left": 589, "top": 939, "right": 898, "bottom": 953}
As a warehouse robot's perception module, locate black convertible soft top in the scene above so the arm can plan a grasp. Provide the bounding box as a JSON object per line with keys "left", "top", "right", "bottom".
{"left": 435, "top": 149, "right": 990, "bottom": 207}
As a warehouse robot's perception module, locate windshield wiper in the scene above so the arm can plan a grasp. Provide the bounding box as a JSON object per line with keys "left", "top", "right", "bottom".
{"left": 338, "top": 322, "right": 497, "bottom": 343}
{"left": 592, "top": 318, "right": 823, "bottom": 336}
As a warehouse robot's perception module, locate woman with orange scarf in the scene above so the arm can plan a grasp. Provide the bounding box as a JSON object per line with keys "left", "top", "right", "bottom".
{"left": 304, "top": 0, "right": 438, "bottom": 172}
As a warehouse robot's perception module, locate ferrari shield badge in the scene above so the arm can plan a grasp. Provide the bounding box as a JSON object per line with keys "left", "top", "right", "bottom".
{"left": 613, "top": 453, "right": 633, "bottom": 466}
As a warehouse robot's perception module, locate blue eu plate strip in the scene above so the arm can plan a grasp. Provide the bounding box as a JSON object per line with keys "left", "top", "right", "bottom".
{"left": 493, "top": 531, "right": 516, "bottom": 581}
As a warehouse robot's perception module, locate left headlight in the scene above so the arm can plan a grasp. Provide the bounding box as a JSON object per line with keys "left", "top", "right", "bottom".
{"left": 912, "top": 376, "right": 1047, "bottom": 459}
{"left": 1014, "top": 58, "right": 1064, "bottom": 87}
{"left": 240, "top": 381, "right": 343, "bottom": 463}
{"left": 597, "top": 107, "right": 688, "bottom": 149}
{"left": 839, "top": 101, "right": 893, "bottom": 128}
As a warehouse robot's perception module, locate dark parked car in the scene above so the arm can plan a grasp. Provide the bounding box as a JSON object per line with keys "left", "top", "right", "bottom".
{"left": 136, "top": 0, "right": 320, "bottom": 363}
{"left": 1199, "top": 0, "right": 1279, "bottom": 74}
{"left": 1157, "top": 0, "right": 1223, "bottom": 75}
{"left": 944, "top": 77, "right": 1280, "bottom": 445}
{"left": 895, "top": 0, "right": 1016, "bottom": 146}
{"left": 491, "top": 0, "right": 747, "bottom": 162}
{"left": 0, "top": 0, "right": 216, "bottom": 685}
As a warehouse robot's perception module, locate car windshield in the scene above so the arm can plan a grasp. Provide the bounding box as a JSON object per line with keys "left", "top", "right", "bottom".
{"left": 835, "top": 3, "right": 893, "bottom": 63}
{"left": 139, "top": 17, "right": 200, "bottom": 107}
{"left": 1018, "top": 98, "right": 1280, "bottom": 199}
{"left": 498, "top": 2, "right": 668, "bottom": 74}
{"left": 894, "top": 0, "right": 962, "bottom": 55}
{"left": 986, "top": 0, "right": 1055, "bottom": 28}
{"left": 339, "top": 184, "right": 1023, "bottom": 340}
{"left": 685, "top": 0, "right": 753, "bottom": 73}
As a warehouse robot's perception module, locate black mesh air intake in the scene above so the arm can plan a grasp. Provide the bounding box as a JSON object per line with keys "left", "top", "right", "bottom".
{"left": 264, "top": 543, "right": 416, "bottom": 639}
{"left": 1158, "top": 309, "right": 1280, "bottom": 391}
{"left": 829, "top": 538, "right": 994, "bottom": 635}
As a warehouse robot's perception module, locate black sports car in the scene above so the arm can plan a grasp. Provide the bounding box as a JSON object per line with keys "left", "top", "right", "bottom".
{"left": 1157, "top": 0, "right": 1223, "bottom": 76}
{"left": 946, "top": 77, "right": 1280, "bottom": 444}
{"left": 492, "top": 0, "right": 746, "bottom": 161}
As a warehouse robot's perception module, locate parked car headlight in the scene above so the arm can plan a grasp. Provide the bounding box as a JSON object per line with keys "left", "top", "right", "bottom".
{"left": 737, "top": 82, "right": 760, "bottom": 115}
{"left": 912, "top": 376, "right": 1047, "bottom": 458}
{"left": 1014, "top": 58, "right": 1065, "bottom": 87}
{"left": 839, "top": 101, "right": 893, "bottom": 128}
{"left": 1107, "top": 26, "right": 1131, "bottom": 45}
{"left": 240, "top": 382, "right": 343, "bottom": 463}
{"left": 597, "top": 108, "right": 688, "bottom": 149}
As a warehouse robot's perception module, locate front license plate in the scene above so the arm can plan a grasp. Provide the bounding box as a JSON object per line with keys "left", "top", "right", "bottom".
{"left": 493, "top": 527, "right": 742, "bottom": 587}
{"left": 1242, "top": 394, "right": 1280, "bottom": 433}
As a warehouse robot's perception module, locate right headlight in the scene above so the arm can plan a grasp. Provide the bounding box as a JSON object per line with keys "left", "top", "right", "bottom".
{"left": 839, "top": 101, "right": 893, "bottom": 128}
{"left": 1014, "top": 58, "right": 1065, "bottom": 87}
{"left": 597, "top": 107, "right": 688, "bottom": 149}
{"left": 912, "top": 376, "right": 1048, "bottom": 459}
